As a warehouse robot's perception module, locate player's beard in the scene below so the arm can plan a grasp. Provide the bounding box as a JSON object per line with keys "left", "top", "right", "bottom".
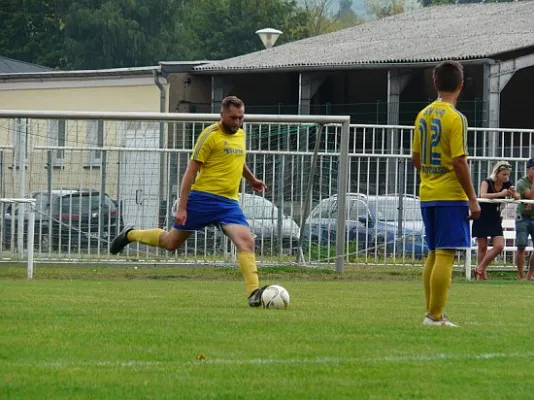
{"left": 221, "top": 122, "right": 239, "bottom": 134}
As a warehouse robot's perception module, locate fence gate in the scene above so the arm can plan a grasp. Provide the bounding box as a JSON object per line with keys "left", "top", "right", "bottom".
{"left": 119, "top": 122, "right": 160, "bottom": 229}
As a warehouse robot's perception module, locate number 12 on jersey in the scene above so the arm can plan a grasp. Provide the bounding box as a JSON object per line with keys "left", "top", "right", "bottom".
{"left": 418, "top": 118, "right": 442, "bottom": 165}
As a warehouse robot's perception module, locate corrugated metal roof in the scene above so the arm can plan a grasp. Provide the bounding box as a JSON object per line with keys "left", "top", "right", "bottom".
{"left": 195, "top": 1, "right": 534, "bottom": 73}
{"left": 0, "top": 56, "right": 55, "bottom": 73}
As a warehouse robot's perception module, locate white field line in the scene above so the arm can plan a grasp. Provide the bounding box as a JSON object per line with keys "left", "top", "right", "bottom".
{"left": 6, "top": 352, "right": 534, "bottom": 369}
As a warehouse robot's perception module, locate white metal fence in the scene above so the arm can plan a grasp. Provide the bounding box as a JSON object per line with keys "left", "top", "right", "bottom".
{"left": 1, "top": 110, "right": 533, "bottom": 273}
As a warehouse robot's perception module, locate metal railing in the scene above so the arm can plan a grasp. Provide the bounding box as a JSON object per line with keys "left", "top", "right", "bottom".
{"left": 1, "top": 109, "right": 533, "bottom": 274}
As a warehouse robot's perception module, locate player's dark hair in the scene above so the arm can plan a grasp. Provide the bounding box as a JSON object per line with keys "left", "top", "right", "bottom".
{"left": 433, "top": 61, "right": 464, "bottom": 92}
{"left": 221, "top": 96, "right": 244, "bottom": 111}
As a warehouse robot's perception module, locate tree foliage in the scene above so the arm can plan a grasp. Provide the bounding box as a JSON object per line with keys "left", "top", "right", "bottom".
{"left": 300, "top": 0, "right": 339, "bottom": 36}
{"left": 0, "top": 0, "right": 67, "bottom": 68}
{"left": 336, "top": 0, "right": 363, "bottom": 29}
{"left": 366, "top": 0, "right": 406, "bottom": 18}
{"left": 0, "top": 0, "right": 367, "bottom": 69}
{"left": 300, "top": 0, "right": 363, "bottom": 37}
{"left": 181, "top": 0, "right": 308, "bottom": 60}
{"left": 61, "top": 0, "right": 186, "bottom": 69}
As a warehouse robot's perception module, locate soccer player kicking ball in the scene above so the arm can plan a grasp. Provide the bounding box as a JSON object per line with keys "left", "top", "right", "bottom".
{"left": 110, "top": 96, "right": 268, "bottom": 307}
{"left": 411, "top": 61, "right": 481, "bottom": 327}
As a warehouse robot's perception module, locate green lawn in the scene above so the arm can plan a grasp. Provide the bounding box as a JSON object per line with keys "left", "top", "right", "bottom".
{"left": 1, "top": 265, "right": 534, "bottom": 399}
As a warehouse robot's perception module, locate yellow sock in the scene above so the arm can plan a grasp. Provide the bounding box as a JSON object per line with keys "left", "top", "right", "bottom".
{"left": 237, "top": 251, "right": 259, "bottom": 296}
{"left": 127, "top": 229, "right": 164, "bottom": 247}
{"left": 423, "top": 251, "right": 436, "bottom": 313}
{"left": 428, "top": 249, "right": 455, "bottom": 320}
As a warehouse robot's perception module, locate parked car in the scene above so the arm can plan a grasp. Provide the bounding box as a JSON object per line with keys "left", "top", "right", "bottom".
{"left": 3, "top": 189, "right": 123, "bottom": 250}
{"left": 303, "top": 193, "right": 428, "bottom": 258}
{"left": 165, "top": 193, "right": 300, "bottom": 255}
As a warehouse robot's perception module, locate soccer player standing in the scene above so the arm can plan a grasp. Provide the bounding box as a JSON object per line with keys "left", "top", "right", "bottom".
{"left": 411, "top": 61, "right": 481, "bottom": 327}
{"left": 110, "top": 96, "right": 269, "bottom": 307}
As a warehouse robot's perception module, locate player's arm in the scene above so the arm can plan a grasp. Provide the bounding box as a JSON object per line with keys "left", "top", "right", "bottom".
{"left": 450, "top": 114, "right": 480, "bottom": 219}
{"left": 411, "top": 115, "right": 421, "bottom": 172}
{"left": 411, "top": 152, "right": 421, "bottom": 172}
{"left": 242, "top": 164, "right": 256, "bottom": 183}
{"left": 243, "top": 164, "right": 267, "bottom": 193}
{"left": 452, "top": 156, "right": 477, "bottom": 200}
{"left": 176, "top": 129, "right": 212, "bottom": 223}
{"left": 452, "top": 155, "right": 479, "bottom": 210}
{"left": 178, "top": 160, "right": 202, "bottom": 212}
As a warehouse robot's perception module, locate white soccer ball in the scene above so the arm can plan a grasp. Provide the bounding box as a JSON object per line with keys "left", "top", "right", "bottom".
{"left": 261, "top": 285, "right": 290, "bottom": 309}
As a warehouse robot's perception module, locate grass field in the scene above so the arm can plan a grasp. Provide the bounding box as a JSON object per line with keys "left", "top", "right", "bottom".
{"left": 2, "top": 264, "right": 534, "bottom": 399}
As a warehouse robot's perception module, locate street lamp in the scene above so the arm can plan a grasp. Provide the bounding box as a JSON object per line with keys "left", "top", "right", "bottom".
{"left": 255, "top": 28, "right": 283, "bottom": 49}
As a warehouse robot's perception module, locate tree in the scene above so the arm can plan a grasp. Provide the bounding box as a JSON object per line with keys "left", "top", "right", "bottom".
{"left": 336, "top": 0, "right": 363, "bottom": 29}
{"left": 299, "top": 0, "right": 340, "bottom": 36}
{"left": 296, "top": 0, "right": 364, "bottom": 37}
{"left": 0, "top": 0, "right": 366, "bottom": 69}
{"left": 181, "top": 0, "right": 308, "bottom": 60}
{"left": 62, "top": 0, "right": 187, "bottom": 69}
{"left": 366, "top": 0, "right": 406, "bottom": 18}
{"left": 0, "top": 0, "right": 190, "bottom": 69}
{"left": 0, "top": 0, "right": 67, "bottom": 69}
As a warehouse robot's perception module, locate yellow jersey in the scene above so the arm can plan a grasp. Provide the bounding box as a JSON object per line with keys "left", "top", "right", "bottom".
{"left": 190, "top": 122, "right": 245, "bottom": 200}
{"left": 412, "top": 101, "right": 468, "bottom": 203}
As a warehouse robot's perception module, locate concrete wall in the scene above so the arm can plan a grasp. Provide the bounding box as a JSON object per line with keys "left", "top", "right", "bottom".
{"left": 0, "top": 83, "right": 164, "bottom": 113}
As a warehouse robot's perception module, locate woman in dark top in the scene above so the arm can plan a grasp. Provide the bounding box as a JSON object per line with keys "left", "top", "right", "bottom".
{"left": 472, "top": 161, "right": 519, "bottom": 280}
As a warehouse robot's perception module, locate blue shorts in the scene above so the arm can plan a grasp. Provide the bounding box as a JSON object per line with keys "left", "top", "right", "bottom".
{"left": 421, "top": 202, "right": 470, "bottom": 251}
{"left": 173, "top": 191, "right": 248, "bottom": 231}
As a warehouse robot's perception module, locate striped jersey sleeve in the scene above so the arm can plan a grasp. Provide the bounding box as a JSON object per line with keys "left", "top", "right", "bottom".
{"left": 191, "top": 124, "right": 217, "bottom": 162}
{"left": 449, "top": 111, "right": 468, "bottom": 159}
{"left": 412, "top": 111, "right": 423, "bottom": 154}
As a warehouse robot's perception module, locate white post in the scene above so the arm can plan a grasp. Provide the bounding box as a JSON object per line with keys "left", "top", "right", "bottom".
{"left": 465, "top": 247, "right": 472, "bottom": 282}
{"left": 464, "top": 219, "right": 473, "bottom": 281}
{"left": 335, "top": 118, "right": 351, "bottom": 273}
{"left": 15, "top": 119, "right": 27, "bottom": 256}
{"left": 27, "top": 203, "right": 35, "bottom": 279}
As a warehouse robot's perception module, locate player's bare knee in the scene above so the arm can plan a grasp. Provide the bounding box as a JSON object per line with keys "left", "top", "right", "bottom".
{"left": 163, "top": 229, "right": 190, "bottom": 252}
{"left": 158, "top": 232, "right": 178, "bottom": 252}
{"left": 157, "top": 232, "right": 170, "bottom": 250}
{"left": 234, "top": 232, "right": 255, "bottom": 252}
{"left": 165, "top": 241, "right": 179, "bottom": 252}
{"left": 242, "top": 236, "right": 255, "bottom": 252}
